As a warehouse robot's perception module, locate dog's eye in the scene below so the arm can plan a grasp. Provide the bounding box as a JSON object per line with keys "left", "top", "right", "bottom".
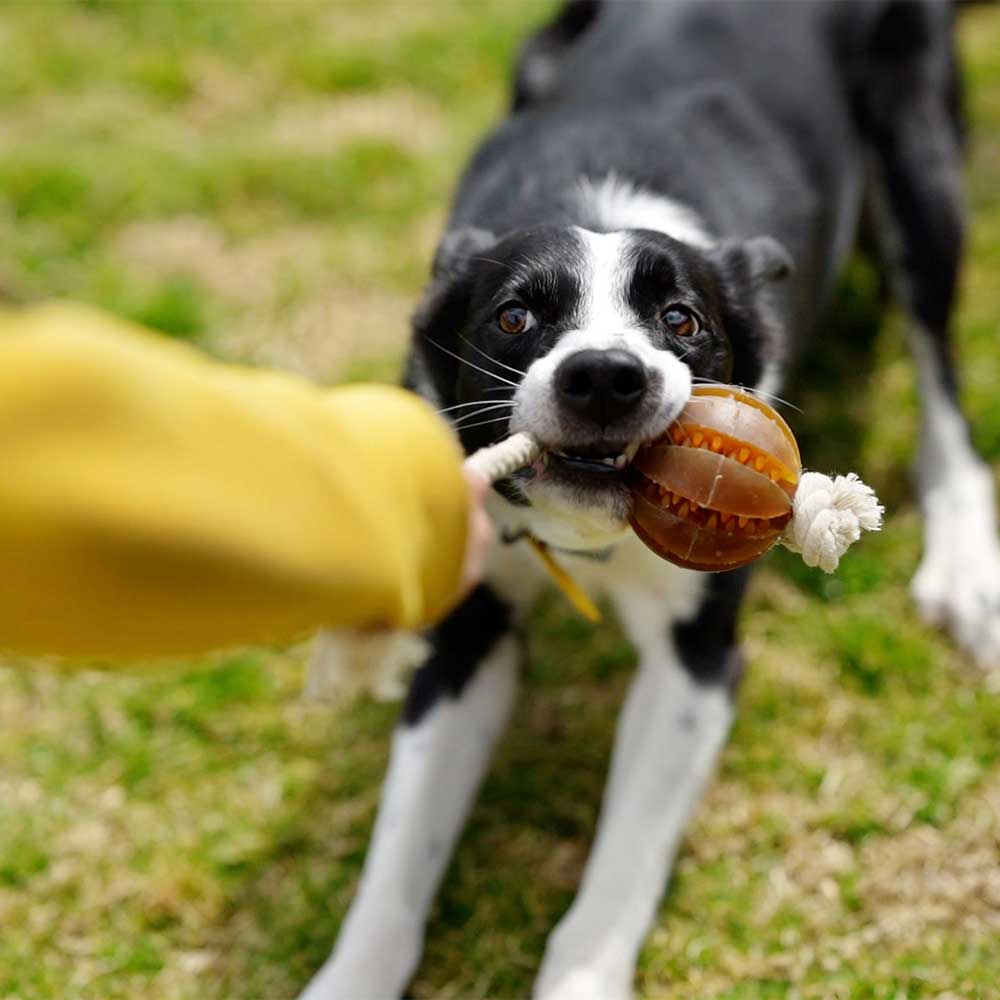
{"left": 660, "top": 304, "right": 700, "bottom": 337}
{"left": 497, "top": 302, "right": 535, "bottom": 335}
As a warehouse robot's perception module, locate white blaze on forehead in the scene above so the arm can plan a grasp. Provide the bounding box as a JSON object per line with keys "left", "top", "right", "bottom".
{"left": 572, "top": 227, "right": 638, "bottom": 340}
{"left": 510, "top": 225, "right": 692, "bottom": 492}
{"left": 575, "top": 172, "right": 714, "bottom": 248}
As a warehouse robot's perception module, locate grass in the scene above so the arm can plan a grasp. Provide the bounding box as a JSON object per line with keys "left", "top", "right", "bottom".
{"left": 2, "top": 2, "right": 1000, "bottom": 998}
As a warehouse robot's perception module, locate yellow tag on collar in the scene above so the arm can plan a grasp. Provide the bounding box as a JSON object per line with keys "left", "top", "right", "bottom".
{"left": 526, "top": 537, "right": 603, "bottom": 624}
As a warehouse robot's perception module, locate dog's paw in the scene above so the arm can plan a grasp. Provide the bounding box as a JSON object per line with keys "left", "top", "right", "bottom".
{"left": 912, "top": 550, "right": 1000, "bottom": 669}
{"left": 305, "top": 629, "right": 429, "bottom": 702}
{"left": 533, "top": 967, "right": 633, "bottom": 1000}
{"left": 912, "top": 460, "right": 1000, "bottom": 670}
{"left": 297, "top": 914, "right": 421, "bottom": 1000}
{"left": 297, "top": 949, "right": 413, "bottom": 1000}
{"left": 912, "top": 530, "right": 1000, "bottom": 670}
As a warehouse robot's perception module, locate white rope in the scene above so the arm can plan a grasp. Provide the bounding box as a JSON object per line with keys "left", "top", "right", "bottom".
{"left": 307, "top": 439, "right": 882, "bottom": 703}
{"left": 779, "top": 471, "right": 884, "bottom": 573}
{"left": 464, "top": 435, "right": 883, "bottom": 575}
{"left": 463, "top": 431, "right": 541, "bottom": 481}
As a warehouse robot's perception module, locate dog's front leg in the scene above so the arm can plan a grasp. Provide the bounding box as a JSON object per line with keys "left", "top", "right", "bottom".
{"left": 533, "top": 579, "right": 741, "bottom": 1000}
{"left": 300, "top": 586, "right": 518, "bottom": 1000}
{"left": 860, "top": 22, "right": 1000, "bottom": 668}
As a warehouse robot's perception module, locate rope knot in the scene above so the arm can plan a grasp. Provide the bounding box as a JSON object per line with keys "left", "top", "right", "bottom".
{"left": 781, "top": 471, "right": 884, "bottom": 573}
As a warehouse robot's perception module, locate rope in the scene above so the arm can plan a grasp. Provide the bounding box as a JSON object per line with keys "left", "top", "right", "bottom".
{"left": 464, "top": 434, "right": 884, "bottom": 576}
{"left": 779, "top": 471, "right": 884, "bottom": 573}
{"left": 306, "top": 437, "right": 885, "bottom": 702}
{"left": 463, "top": 432, "right": 541, "bottom": 482}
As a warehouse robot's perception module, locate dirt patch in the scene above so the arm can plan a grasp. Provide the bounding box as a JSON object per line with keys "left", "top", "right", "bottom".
{"left": 859, "top": 774, "right": 1000, "bottom": 940}
{"left": 116, "top": 216, "right": 332, "bottom": 307}
{"left": 220, "top": 285, "right": 412, "bottom": 381}
{"left": 185, "top": 53, "right": 271, "bottom": 126}
{"left": 317, "top": 3, "right": 444, "bottom": 46}
{"left": 116, "top": 214, "right": 435, "bottom": 379}
{"left": 266, "top": 91, "right": 447, "bottom": 154}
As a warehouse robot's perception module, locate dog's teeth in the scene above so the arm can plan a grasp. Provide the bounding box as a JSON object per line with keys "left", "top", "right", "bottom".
{"left": 599, "top": 457, "right": 616, "bottom": 466}
{"left": 614, "top": 453, "right": 628, "bottom": 469}
{"left": 624, "top": 441, "right": 640, "bottom": 461}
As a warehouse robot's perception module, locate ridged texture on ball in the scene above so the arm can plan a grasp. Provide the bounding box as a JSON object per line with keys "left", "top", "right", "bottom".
{"left": 629, "top": 386, "right": 802, "bottom": 571}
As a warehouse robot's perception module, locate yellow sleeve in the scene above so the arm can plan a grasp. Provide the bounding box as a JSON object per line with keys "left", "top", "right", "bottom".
{"left": 0, "top": 303, "right": 470, "bottom": 659}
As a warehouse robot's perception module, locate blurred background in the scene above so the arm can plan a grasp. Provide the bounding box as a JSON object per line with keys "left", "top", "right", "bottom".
{"left": 1, "top": 2, "right": 1000, "bottom": 998}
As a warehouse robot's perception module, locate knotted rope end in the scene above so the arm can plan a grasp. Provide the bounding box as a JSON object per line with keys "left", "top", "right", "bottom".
{"left": 781, "top": 471, "right": 884, "bottom": 573}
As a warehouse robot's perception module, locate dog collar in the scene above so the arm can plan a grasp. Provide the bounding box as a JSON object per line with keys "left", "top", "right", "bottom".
{"left": 500, "top": 528, "right": 602, "bottom": 623}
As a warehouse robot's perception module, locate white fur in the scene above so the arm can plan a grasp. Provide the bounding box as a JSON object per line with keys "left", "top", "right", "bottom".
{"left": 301, "top": 520, "right": 717, "bottom": 1000}
{"left": 534, "top": 610, "right": 732, "bottom": 1000}
{"left": 754, "top": 359, "right": 784, "bottom": 397}
{"left": 908, "top": 328, "right": 1000, "bottom": 668}
{"left": 576, "top": 174, "right": 789, "bottom": 398}
{"left": 300, "top": 636, "right": 520, "bottom": 1000}
{"left": 306, "top": 630, "right": 430, "bottom": 702}
{"left": 576, "top": 173, "right": 713, "bottom": 248}
{"left": 510, "top": 229, "right": 692, "bottom": 550}
{"left": 305, "top": 181, "right": 751, "bottom": 1000}
{"left": 487, "top": 497, "right": 706, "bottom": 624}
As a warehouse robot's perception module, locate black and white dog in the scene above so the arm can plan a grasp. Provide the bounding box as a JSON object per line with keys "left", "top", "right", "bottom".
{"left": 304, "top": 2, "right": 1000, "bottom": 997}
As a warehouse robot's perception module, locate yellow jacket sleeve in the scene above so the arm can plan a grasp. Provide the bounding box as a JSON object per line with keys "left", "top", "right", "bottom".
{"left": 0, "top": 303, "right": 470, "bottom": 659}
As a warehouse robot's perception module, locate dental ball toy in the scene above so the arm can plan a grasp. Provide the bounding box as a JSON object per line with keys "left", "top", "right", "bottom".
{"left": 315, "top": 387, "right": 886, "bottom": 699}
{"left": 466, "top": 385, "right": 883, "bottom": 580}
{"left": 628, "top": 386, "right": 801, "bottom": 571}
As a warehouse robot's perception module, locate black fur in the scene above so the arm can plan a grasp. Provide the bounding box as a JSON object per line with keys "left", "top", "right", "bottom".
{"left": 320, "top": 6, "right": 989, "bottom": 995}
{"left": 405, "top": 0, "right": 968, "bottom": 709}
{"left": 673, "top": 569, "right": 751, "bottom": 692}
{"left": 403, "top": 585, "right": 512, "bottom": 726}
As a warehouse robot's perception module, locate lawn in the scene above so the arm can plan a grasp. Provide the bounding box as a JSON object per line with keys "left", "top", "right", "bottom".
{"left": 2, "top": 3, "right": 1000, "bottom": 998}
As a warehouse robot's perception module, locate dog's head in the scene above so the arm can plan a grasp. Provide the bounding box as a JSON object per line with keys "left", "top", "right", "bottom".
{"left": 409, "top": 223, "right": 790, "bottom": 550}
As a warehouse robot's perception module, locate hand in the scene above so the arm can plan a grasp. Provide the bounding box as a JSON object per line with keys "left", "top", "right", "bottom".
{"left": 458, "top": 470, "right": 494, "bottom": 597}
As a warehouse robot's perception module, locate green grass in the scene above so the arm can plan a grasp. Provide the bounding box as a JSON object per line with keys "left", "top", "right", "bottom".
{"left": 2, "top": 2, "right": 1000, "bottom": 998}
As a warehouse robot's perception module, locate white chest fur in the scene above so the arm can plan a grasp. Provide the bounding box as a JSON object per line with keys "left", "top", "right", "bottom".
{"left": 486, "top": 496, "right": 706, "bottom": 646}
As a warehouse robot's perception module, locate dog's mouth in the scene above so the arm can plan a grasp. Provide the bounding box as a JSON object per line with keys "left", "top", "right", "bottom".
{"left": 546, "top": 440, "right": 642, "bottom": 477}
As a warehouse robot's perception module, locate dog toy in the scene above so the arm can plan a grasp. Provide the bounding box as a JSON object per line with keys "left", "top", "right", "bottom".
{"left": 312, "top": 387, "right": 882, "bottom": 700}
{"left": 468, "top": 384, "right": 882, "bottom": 587}
{"left": 629, "top": 386, "right": 802, "bottom": 570}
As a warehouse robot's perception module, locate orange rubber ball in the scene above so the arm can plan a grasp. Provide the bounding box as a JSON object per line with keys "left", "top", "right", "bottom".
{"left": 628, "top": 386, "right": 802, "bottom": 571}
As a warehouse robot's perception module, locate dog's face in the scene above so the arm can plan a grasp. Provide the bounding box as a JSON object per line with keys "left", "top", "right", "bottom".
{"left": 411, "top": 223, "right": 790, "bottom": 549}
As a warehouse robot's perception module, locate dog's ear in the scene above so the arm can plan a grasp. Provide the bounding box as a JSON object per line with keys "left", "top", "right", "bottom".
{"left": 710, "top": 236, "right": 793, "bottom": 289}
{"left": 432, "top": 227, "right": 497, "bottom": 278}
{"left": 408, "top": 228, "right": 498, "bottom": 406}
{"left": 705, "top": 236, "right": 792, "bottom": 389}
{"left": 744, "top": 236, "right": 793, "bottom": 286}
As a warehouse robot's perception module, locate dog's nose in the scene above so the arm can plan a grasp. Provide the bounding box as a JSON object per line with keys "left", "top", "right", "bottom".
{"left": 554, "top": 349, "right": 649, "bottom": 427}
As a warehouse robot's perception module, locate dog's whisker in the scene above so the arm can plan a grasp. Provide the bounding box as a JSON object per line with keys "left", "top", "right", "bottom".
{"left": 454, "top": 414, "right": 514, "bottom": 432}
{"left": 438, "top": 399, "right": 517, "bottom": 414}
{"left": 452, "top": 406, "right": 510, "bottom": 427}
{"left": 469, "top": 255, "right": 515, "bottom": 272}
{"left": 689, "top": 376, "right": 802, "bottom": 414}
{"left": 450, "top": 403, "right": 518, "bottom": 427}
{"left": 748, "top": 388, "right": 802, "bottom": 413}
{"left": 423, "top": 335, "right": 519, "bottom": 388}
{"left": 458, "top": 334, "right": 527, "bottom": 378}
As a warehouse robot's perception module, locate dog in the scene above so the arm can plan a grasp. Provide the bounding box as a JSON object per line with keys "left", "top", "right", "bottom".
{"left": 302, "top": 2, "right": 1000, "bottom": 997}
